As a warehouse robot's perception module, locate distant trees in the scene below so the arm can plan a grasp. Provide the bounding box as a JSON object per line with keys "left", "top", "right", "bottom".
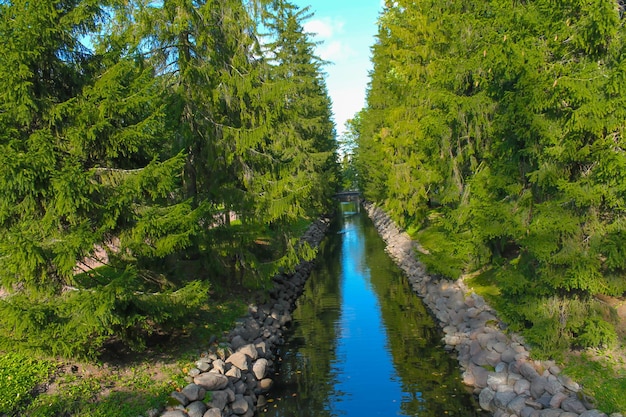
{"left": 0, "top": 0, "right": 338, "bottom": 358}
{"left": 355, "top": 0, "right": 626, "bottom": 354}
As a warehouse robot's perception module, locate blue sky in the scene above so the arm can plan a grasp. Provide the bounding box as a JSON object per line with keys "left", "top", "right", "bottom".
{"left": 289, "top": 1, "right": 383, "bottom": 136}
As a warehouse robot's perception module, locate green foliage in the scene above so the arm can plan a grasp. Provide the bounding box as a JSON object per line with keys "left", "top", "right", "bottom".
{"left": 416, "top": 221, "right": 476, "bottom": 280}
{"left": 0, "top": 269, "right": 210, "bottom": 359}
{"left": 578, "top": 316, "right": 618, "bottom": 349}
{"left": 0, "top": 352, "right": 54, "bottom": 414}
{"left": 0, "top": 0, "right": 337, "bottom": 357}
{"left": 355, "top": 0, "right": 626, "bottom": 353}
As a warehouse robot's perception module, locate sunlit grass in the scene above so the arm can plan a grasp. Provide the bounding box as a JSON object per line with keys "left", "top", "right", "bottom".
{"left": 563, "top": 351, "right": 626, "bottom": 414}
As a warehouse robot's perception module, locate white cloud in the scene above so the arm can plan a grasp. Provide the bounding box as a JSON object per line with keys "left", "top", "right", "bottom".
{"left": 304, "top": 18, "right": 344, "bottom": 40}
{"left": 318, "top": 41, "right": 355, "bottom": 62}
{"left": 304, "top": 17, "right": 354, "bottom": 63}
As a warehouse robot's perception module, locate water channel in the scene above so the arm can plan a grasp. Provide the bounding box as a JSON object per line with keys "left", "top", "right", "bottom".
{"left": 258, "top": 204, "right": 484, "bottom": 417}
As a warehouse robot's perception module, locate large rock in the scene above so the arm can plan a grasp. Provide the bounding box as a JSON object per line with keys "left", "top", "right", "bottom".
{"left": 558, "top": 375, "right": 580, "bottom": 393}
{"left": 507, "top": 395, "right": 529, "bottom": 415}
{"left": 196, "top": 360, "right": 211, "bottom": 372}
{"left": 207, "top": 390, "right": 230, "bottom": 410}
{"left": 493, "top": 391, "right": 517, "bottom": 410}
{"left": 521, "top": 406, "right": 538, "bottom": 417}
{"left": 519, "top": 362, "right": 540, "bottom": 381}
{"left": 539, "top": 409, "right": 562, "bottom": 417}
{"left": 514, "top": 378, "right": 531, "bottom": 395}
{"left": 479, "top": 387, "right": 496, "bottom": 411}
{"left": 186, "top": 401, "right": 207, "bottom": 417}
{"left": 469, "top": 363, "right": 489, "bottom": 388}
{"left": 170, "top": 391, "right": 189, "bottom": 406}
{"left": 530, "top": 376, "right": 548, "bottom": 399}
{"left": 257, "top": 378, "right": 273, "bottom": 392}
{"left": 231, "top": 335, "right": 247, "bottom": 351}
{"left": 194, "top": 373, "right": 229, "bottom": 391}
{"left": 501, "top": 348, "right": 518, "bottom": 363}
{"left": 226, "top": 366, "right": 242, "bottom": 379}
{"left": 252, "top": 358, "right": 268, "bottom": 380}
{"left": 231, "top": 395, "right": 250, "bottom": 415}
{"left": 212, "top": 360, "right": 226, "bottom": 374}
{"left": 545, "top": 378, "right": 564, "bottom": 395}
{"left": 161, "top": 412, "right": 187, "bottom": 417}
{"left": 225, "top": 351, "right": 249, "bottom": 371}
{"left": 182, "top": 383, "right": 206, "bottom": 402}
{"left": 487, "top": 373, "right": 508, "bottom": 391}
{"left": 204, "top": 408, "right": 222, "bottom": 417}
{"left": 238, "top": 344, "right": 259, "bottom": 361}
{"left": 561, "top": 397, "right": 588, "bottom": 414}
{"left": 549, "top": 392, "right": 568, "bottom": 409}
{"left": 579, "top": 411, "right": 609, "bottom": 417}
{"left": 255, "top": 341, "right": 269, "bottom": 358}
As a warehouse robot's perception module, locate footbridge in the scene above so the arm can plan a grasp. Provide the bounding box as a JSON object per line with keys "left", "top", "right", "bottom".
{"left": 333, "top": 190, "right": 362, "bottom": 201}
{"left": 333, "top": 191, "right": 362, "bottom": 212}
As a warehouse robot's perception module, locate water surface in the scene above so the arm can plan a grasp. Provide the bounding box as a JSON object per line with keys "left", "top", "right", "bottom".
{"left": 259, "top": 206, "right": 483, "bottom": 417}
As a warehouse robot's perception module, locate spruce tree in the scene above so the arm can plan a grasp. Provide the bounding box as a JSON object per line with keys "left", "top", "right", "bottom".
{"left": 0, "top": 0, "right": 205, "bottom": 358}
{"left": 356, "top": 0, "right": 626, "bottom": 353}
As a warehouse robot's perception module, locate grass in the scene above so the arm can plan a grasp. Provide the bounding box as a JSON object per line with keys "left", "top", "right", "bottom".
{"left": 463, "top": 268, "right": 501, "bottom": 301}
{"left": 1, "top": 291, "right": 247, "bottom": 417}
{"left": 563, "top": 350, "right": 626, "bottom": 414}
{"left": 464, "top": 268, "right": 626, "bottom": 414}
{"left": 0, "top": 353, "right": 55, "bottom": 414}
{"left": 23, "top": 362, "right": 183, "bottom": 417}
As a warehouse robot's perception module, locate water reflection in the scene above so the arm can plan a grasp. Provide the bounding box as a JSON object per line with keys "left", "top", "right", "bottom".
{"left": 259, "top": 206, "right": 483, "bottom": 417}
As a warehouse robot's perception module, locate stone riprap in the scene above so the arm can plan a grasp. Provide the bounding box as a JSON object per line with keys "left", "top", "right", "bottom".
{"left": 155, "top": 217, "right": 331, "bottom": 417}
{"left": 363, "top": 202, "right": 622, "bottom": 417}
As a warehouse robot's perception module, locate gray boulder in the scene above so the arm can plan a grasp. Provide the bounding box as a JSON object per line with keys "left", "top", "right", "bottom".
{"left": 194, "top": 373, "right": 229, "bottom": 391}
{"left": 182, "top": 384, "right": 206, "bottom": 402}
{"left": 252, "top": 358, "right": 268, "bottom": 380}
{"left": 225, "top": 352, "right": 249, "bottom": 371}
{"left": 186, "top": 401, "right": 207, "bottom": 417}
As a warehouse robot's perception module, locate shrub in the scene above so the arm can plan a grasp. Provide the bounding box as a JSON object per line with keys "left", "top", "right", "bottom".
{"left": 577, "top": 316, "right": 617, "bottom": 349}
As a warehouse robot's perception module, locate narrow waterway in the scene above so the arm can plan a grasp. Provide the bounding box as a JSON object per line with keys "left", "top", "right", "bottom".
{"left": 258, "top": 205, "right": 484, "bottom": 417}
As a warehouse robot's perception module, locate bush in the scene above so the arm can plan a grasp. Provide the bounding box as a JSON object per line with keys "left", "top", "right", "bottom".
{"left": 0, "top": 270, "right": 211, "bottom": 359}
{"left": 577, "top": 316, "right": 617, "bottom": 349}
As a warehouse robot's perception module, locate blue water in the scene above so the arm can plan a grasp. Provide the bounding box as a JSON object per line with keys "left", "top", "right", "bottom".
{"left": 258, "top": 207, "right": 482, "bottom": 417}
{"left": 331, "top": 216, "right": 402, "bottom": 415}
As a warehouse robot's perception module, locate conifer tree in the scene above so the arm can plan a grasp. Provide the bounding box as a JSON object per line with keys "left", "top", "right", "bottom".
{"left": 0, "top": 0, "right": 205, "bottom": 357}
{"left": 356, "top": 0, "right": 626, "bottom": 352}
{"left": 261, "top": 0, "right": 338, "bottom": 219}
{"left": 0, "top": 0, "right": 340, "bottom": 357}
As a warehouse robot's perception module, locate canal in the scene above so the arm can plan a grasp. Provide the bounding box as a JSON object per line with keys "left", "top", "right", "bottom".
{"left": 258, "top": 204, "right": 484, "bottom": 417}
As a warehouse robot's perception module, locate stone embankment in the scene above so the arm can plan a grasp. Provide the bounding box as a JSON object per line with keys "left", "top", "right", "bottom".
{"left": 155, "top": 217, "right": 331, "bottom": 417}
{"left": 364, "top": 202, "right": 622, "bottom": 417}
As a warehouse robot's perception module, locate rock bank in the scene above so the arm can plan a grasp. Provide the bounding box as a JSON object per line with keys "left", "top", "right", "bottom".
{"left": 364, "top": 202, "right": 622, "bottom": 417}
{"left": 156, "top": 217, "right": 331, "bottom": 417}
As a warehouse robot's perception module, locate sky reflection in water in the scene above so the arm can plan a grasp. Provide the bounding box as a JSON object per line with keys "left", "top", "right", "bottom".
{"left": 259, "top": 206, "right": 483, "bottom": 417}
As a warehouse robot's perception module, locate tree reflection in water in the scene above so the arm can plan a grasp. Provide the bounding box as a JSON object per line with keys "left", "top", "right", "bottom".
{"left": 259, "top": 207, "right": 484, "bottom": 417}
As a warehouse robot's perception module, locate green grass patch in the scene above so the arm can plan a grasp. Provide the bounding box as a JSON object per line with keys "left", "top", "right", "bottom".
{"left": 563, "top": 352, "right": 626, "bottom": 414}
{"left": 24, "top": 363, "right": 180, "bottom": 417}
{"left": 5, "top": 294, "right": 246, "bottom": 417}
{"left": 0, "top": 352, "right": 54, "bottom": 414}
